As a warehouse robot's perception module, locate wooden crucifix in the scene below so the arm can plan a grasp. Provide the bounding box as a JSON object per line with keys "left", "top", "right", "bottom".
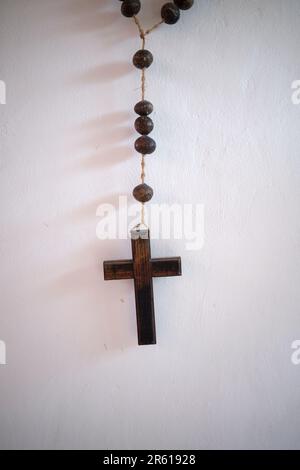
{"left": 103, "top": 228, "right": 182, "bottom": 345}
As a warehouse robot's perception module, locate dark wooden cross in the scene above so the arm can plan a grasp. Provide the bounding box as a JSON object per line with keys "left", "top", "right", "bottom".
{"left": 103, "top": 228, "right": 182, "bottom": 346}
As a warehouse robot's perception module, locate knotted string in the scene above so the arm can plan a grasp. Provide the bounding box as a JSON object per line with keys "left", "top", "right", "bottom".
{"left": 132, "top": 15, "right": 164, "bottom": 226}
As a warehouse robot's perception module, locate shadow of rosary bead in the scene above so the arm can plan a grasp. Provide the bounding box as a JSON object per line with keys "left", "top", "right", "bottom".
{"left": 174, "top": 0, "right": 194, "bottom": 10}
{"left": 161, "top": 3, "right": 180, "bottom": 24}
{"left": 135, "top": 136, "right": 156, "bottom": 154}
{"left": 135, "top": 116, "right": 154, "bottom": 135}
{"left": 121, "top": 0, "right": 141, "bottom": 17}
{"left": 133, "top": 184, "right": 154, "bottom": 203}
{"left": 133, "top": 50, "right": 153, "bottom": 70}
{"left": 134, "top": 100, "right": 153, "bottom": 116}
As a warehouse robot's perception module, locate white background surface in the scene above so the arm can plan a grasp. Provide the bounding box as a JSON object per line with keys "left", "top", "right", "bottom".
{"left": 0, "top": 0, "right": 300, "bottom": 450}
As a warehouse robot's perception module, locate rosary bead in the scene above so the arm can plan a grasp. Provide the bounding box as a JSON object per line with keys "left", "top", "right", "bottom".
{"left": 135, "top": 116, "right": 154, "bottom": 135}
{"left": 135, "top": 136, "right": 156, "bottom": 154}
{"left": 174, "top": 0, "right": 194, "bottom": 10}
{"left": 121, "top": 0, "right": 141, "bottom": 17}
{"left": 133, "top": 50, "right": 153, "bottom": 69}
{"left": 133, "top": 184, "right": 154, "bottom": 203}
{"left": 134, "top": 100, "right": 153, "bottom": 116}
{"left": 161, "top": 3, "right": 180, "bottom": 24}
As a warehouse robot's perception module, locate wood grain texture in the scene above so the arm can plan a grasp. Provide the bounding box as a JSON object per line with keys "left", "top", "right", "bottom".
{"left": 151, "top": 257, "right": 182, "bottom": 277}
{"left": 133, "top": 183, "right": 154, "bottom": 203}
{"left": 103, "top": 260, "right": 133, "bottom": 280}
{"left": 135, "top": 136, "right": 156, "bottom": 154}
{"left": 131, "top": 230, "right": 156, "bottom": 345}
{"left": 135, "top": 116, "right": 154, "bottom": 135}
{"left": 103, "top": 229, "right": 182, "bottom": 346}
{"left": 134, "top": 100, "right": 153, "bottom": 116}
{"left": 104, "top": 257, "right": 182, "bottom": 280}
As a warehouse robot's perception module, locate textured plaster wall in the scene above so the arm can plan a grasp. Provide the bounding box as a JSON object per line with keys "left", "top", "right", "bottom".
{"left": 0, "top": 0, "right": 300, "bottom": 450}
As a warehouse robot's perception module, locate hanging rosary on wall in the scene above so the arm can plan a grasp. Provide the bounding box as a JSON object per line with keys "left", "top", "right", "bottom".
{"left": 104, "top": 0, "right": 194, "bottom": 346}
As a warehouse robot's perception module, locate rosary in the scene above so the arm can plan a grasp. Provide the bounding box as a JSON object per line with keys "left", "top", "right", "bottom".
{"left": 104, "top": 1, "right": 194, "bottom": 346}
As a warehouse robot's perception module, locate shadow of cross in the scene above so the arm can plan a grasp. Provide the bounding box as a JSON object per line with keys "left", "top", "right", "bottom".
{"left": 103, "top": 228, "right": 182, "bottom": 346}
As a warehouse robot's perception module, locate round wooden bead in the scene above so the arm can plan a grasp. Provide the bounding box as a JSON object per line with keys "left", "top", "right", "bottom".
{"left": 174, "top": 0, "right": 194, "bottom": 10}
{"left": 135, "top": 136, "right": 156, "bottom": 154}
{"left": 133, "top": 184, "right": 153, "bottom": 203}
{"left": 121, "top": 0, "right": 141, "bottom": 17}
{"left": 161, "top": 3, "right": 180, "bottom": 24}
{"left": 135, "top": 116, "right": 154, "bottom": 135}
{"left": 134, "top": 100, "right": 153, "bottom": 116}
{"left": 133, "top": 50, "right": 153, "bottom": 69}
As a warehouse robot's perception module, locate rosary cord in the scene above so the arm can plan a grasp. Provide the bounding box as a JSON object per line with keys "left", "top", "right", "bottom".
{"left": 140, "top": 34, "right": 146, "bottom": 225}
{"left": 145, "top": 20, "right": 164, "bottom": 36}
{"left": 133, "top": 16, "right": 163, "bottom": 226}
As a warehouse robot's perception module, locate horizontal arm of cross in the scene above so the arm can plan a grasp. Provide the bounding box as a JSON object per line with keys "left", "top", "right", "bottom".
{"left": 104, "top": 257, "right": 181, "bottom": 281}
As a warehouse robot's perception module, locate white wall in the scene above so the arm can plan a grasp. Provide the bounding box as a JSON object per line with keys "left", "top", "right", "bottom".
{"left": 0, "top": 0, "right": 300, "bottom": 450}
